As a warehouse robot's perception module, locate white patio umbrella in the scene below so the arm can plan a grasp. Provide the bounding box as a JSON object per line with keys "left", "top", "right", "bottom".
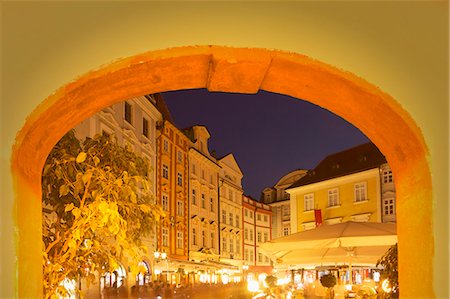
{"left": 259, "top": 221, "right": 397, "bottom": 283}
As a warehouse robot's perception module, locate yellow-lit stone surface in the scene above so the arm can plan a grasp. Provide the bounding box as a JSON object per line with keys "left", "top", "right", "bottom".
{"left": 12, "top": 46, "right": 433, "bottom": 298}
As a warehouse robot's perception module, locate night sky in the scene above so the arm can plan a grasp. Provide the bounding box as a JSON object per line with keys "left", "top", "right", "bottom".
{"left": 162, "top": 89, "right": 370, "bottom": 200}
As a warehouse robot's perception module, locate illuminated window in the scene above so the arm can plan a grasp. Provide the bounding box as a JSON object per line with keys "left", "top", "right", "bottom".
{"left": 257, "top": 232, "right": 262, "bottom": 243}
{"left": 162, "top": 228, "right": 169, "bottom": 247}
{"left": 177, "top": 200, "right": 184, "bottom": 216}
{"left": 283, "top": 226, "right": 290, "bottom": 236}
{"left": 327, "top": 188, "right": 339, "bottom": 207}
{"left": 354, "top": 182, "right": 367, "bottom": 202}
{"left": 177, "top": 231, "right": 183, "bottom": 249}
{"left": 304, "top": 193, "right": 314, "bottom": 211}
{"left": 257, "top": 214, "right": 261, "bottom": 221}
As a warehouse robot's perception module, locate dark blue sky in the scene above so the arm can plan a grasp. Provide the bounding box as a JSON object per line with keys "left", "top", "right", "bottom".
{"left": 162, "top": 89, "right": 370, "bottom": 199}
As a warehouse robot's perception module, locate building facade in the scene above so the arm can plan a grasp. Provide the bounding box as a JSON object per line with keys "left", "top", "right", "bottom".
{"left": 261, "top": 170, "right": 307, "bottom": 238}
{"left": 242, "top": 195, "right": 272, "bottom": 278}
{"left": 286, "top": 143, "right": 396, "bottom": 234}
{"left": 184, "top": 126, "right": 221, "bottom": 264}
{"left": 155, "top": 117, "right": 191, "bottom": 282}
{"left": 218, "top": 154, "right": 244, "bottom": 270}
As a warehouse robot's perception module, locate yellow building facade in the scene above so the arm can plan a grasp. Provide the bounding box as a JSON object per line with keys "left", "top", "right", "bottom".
{"left": 287, "top": 143, "right": 394, "bottom": 233}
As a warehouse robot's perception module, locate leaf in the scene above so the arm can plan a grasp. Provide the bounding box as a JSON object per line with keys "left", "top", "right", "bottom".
{"left": 139, "top": 204, "right": 151, "bottom": 213}
{"left": 72, "top": 208, "right": 81, "bottom": 219}
{"left": 93, "top": 156, "right": 100, "bottom": 166}
{"left": 65, "top": 203, "right": 75, "bottom": 212}
{"left": 59, "top": 185, "right": 70, "bottom": 197}
{"left": 76, "top": 152, "right": 87, "bottom": 163}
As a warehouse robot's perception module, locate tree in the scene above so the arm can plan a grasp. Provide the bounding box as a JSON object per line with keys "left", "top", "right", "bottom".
{"left": 320, "top": 273, "right": 337, "bottom": 299}
{"left": 42, "top": 130, "right": 164, "bottom": 298}
{"left": 376, "top": 243, "right": 399, "bottom": 299}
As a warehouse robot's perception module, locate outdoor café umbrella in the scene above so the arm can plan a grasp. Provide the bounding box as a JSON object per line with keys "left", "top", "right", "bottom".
{"left": 259, "top": 221, "right": 397, "bottom": 283}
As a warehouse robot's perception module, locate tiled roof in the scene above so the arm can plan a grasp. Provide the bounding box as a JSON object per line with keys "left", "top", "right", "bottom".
{"left": 287, "top": 142, "right": 387, "bottom": 189}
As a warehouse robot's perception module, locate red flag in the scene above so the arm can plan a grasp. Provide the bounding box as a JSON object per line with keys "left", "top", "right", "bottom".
{"left": 314, "top": 209, "right": 322, "bottom": 227}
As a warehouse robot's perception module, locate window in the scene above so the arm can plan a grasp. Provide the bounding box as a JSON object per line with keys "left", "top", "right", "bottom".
{"left": 257, "top": 214, "right": 261, "bottom": 221}
{"left": 327, "top": 188, "right": 339, "bottom": 207}
{"left": 229, "top": 212, "right": 233, "bottom": 225}
{"left": 162, "top": 164, "right": 169, "bottom": 179}
{"left": 245, "top": 249, "right": 249, "bottom": 261}
{"left": 201, "top": 169, "right": 205, "bottom": 180}
{"left": 263, "top": 215, "right": 268, "bottom": 222}
{"left": 283, "top": 226, "right": 290, "bottom": 236}
{"left": 282, "top": 206, "right": 290, "bottom": 217}
{"left": 210, "top": 175, "right": 214, "bottom": 185}
{"left": 249, "top": 229, "right": 253, "bottom": 241}
{"left": 201, "top": 194, "right": 206, "bottom": 209}
{"left": 162, "top": 228, "right": 169, "bottom": 246}
{"left": 265, "top": 256, "right": 270, "bottom": 263}
{"left": 383, "top": 170, "right": 393, "bottom": 183}
{"left": 202, "top": 231, "right": 206, "bottom": 247}
{"left": 142, "top": 117, "right": 149, "bottom": 138}
{"left": 354, "top": 182, "right": 367, "bottom": 202}
{"left": 228, "top": 189, "right": 233, "bottom": 200}
{"left": 250, "top": 250, "right": 254, "bottom": 262}
{"left": 244, "top": 209, "right": 248, "bottom": 217}
{"left": 222, "top": 210, "right": 226, "bottom": 224}
{"left": 192, "top": 228, "right": 197, "bottom": 246}
{"left": 235, "top": 215, "right": 239, "bottom": 227}
{"left": 229, "top": 239, "right": 234, "bottom": 253}
{"left": 177, "top": 231, "right": 184, "bottom": 249}
{"left": 304, "top": 193, "right": 314, "bottom": 211}
{"left": 177, "top": 172, "right": 183, "bottom": 186}
{"left": 264, "top": 232, "right": 268, "bottom": 242}
{"left": 192, "top": 164, "right": 196, "bottom": 175}
{"left": 210, "top": 197, "right": 214, "bottom": 212}
{"left": 244, "top": 228, "right": 249, "bottom": 240}
{"left": 258, "top": 253, "right": 263, "bottom": 263}
{"left": 163, "top": 139, "right": 169, "bottom": 153}
{"left": 124, "top": 102, "right": 132, "bottom": 124}
{"left": 384, "top": 198, "right": 395, "bottom": 215}
{"left": 162, "top": 194, "right": 169, "bottom": 211}
{"left": 222, "top": 237, "right": 227, "bottom": 251}
{"left": 177, "top": 150, "right": 183, "bottom": 163}
{"left": 236, "top": 239, "right": 240, "bottom": 254}
{"left": 192, "top": 189, "right": 197, "bottom": 205}
{"left": 257, "top": 232, "right": 262, "bottom": 243}
{"left": 210, "top": 232, "right": 215, "bottom": 248}
{"left": 177, "top": 200, "right": 184, "bottom": 216}
{"left": 249, "top": 211, "right": 253, "bottom": 219}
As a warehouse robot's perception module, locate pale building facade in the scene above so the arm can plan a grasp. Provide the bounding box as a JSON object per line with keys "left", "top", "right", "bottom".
{"left": 242, "top": 195, "right": 272, "bottom": 277}
{"left": 218, "top": 154, "right": 244, "bottom": 268}
{"left": 286, "top": 143, "right": 396, "bottom": 234}
{"left": 184, "top": 126, "right": 221, "bottom": 263}
{"left": 73, "top": 94, "right": 162, "bottom": 294}
{"left": 261, "top": 169, "right": 307, "bottom": 238}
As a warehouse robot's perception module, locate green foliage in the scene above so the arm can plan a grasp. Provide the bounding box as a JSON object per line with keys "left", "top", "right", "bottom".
{"left": 42, "top": 130, "right": 164, "bottom": 298}
{"left": 376, "top": 243, "right": 399, "bottom": 299}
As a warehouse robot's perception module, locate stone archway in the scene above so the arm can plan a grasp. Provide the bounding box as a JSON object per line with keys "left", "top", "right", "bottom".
{"left": 11, "top": 46, "right": 433, "bottom": 298}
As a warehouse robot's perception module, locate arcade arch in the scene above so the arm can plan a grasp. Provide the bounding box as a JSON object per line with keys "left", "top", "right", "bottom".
{"left": 11, "top": 46, "right": 433, "bottom": 298}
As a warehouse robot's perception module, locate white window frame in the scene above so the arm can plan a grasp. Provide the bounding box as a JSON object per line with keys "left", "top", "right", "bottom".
{"left": 383, "top": 197, "right": 396, "bottom": 216}
{"left": 177, "top": 231, "right": 184, "bottom": 249}
{"left": 162, "top": 227, "right": 169, "bottom": 247}
{"left": 354, "top": 182, "right": 367, "bottom": 202}
{"left": 192, "top": 189, "right": 197, "bottom": 205}
{"left": 283, "top": 226, "right": 290, "bottom": 236}
{"left": 327, "top": 188, "right": 340, "bottom": 207}
{"left": 304, "top": 193, "right": 315, "bottom": 211}
{"left": 177, "top": 200, "right": 184, "bottom": 216}
{"left": 383, "top": 170, "right": 393, "bottom": 183}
